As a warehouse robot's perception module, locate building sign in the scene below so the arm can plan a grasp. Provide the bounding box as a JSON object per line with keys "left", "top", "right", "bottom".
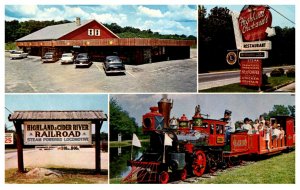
{"left": 239, "top": 51, "right": 268, "bottom": 59}
{"left": 240, "top": 59, "right": 262, "bottom": 86}
{"left": 238, "top": 6, "right": 272, "bottom": 41}
{"left": 5, "top": 133, "right": 14, "bottom": 145}
{"left": 241, "top": 40, "right": 272, "bottom": 50}
{"left": 24, "top": 121, "right": 92, "bottom": 145}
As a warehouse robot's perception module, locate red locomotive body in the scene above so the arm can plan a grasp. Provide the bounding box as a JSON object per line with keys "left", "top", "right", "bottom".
{"left": 123, "top": 98, "right": 295, "bottom": 184}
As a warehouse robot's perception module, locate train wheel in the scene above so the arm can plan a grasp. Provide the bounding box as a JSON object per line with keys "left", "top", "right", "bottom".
{"left": 180, "top": 168, "right": 187, "bottom": 181}
{"left": 193, "top": 150, "right": 206, "bottom": 177}
{"left": 159, "top": 171, "right": 169, "bottom": 184}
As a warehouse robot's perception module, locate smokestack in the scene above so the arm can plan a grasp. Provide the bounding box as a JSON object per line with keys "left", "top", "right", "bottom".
{"left": 76, "top": 17, "right": 81, "bottom": 26}
{"left": 158, "top": 94, "right": 173, "bottom": 128}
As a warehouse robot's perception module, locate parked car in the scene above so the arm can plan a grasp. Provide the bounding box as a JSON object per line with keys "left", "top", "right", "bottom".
{"left": 10, "top": 51, "right": 28, "bottom": 59}
{"left": 42, "top": 52, "right": 59, "bottom": 63}
{"left": 103, "top": 56, "right": 126, "bottom": 74}
{"left": 60, "top": 53, "right": 74, "bottom": 64}
{"left": 74, "top": 53, "right": 92, "bottom": 68}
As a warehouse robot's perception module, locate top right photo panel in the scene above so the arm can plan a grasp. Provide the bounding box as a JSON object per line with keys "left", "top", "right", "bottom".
{"left": 198, "top": 5, "right": 295, "bottom": 93}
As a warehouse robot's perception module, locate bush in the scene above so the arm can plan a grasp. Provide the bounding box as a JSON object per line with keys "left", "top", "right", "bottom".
{"left": 262, "top": 74, "right": 268, "bottom": 84}
{"left": 270, "top": 69, "right": 283, "bottom": 77}
{"left": 286, "top": 68, "right": 295, "bottom": 77}
{"left": 278, "top": 68, "right": 285, "bottom": 75}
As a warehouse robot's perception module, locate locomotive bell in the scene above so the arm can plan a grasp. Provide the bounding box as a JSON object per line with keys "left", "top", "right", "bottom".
{"left": 169, "top": 116, "right": 178, "bottom": 130}
{"left": 158, "top": 96, "right": 173, "bottom": 129}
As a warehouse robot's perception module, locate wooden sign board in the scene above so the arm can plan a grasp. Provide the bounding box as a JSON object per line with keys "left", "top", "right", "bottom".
{"left": 5, "top": 133, "right": 14, "bottom": 145}
{"left": 240, "top": 59, "right": 262, "bottom": 86}
{"left": 23, "top": 121, "right": 92, "bottom": 145}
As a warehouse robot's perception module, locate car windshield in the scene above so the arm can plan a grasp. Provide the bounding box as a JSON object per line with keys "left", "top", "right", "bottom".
{"left": 77, "top": 54, "right": 88, "bottom": 59}
{"left": 107, "top": 56, "right": 121, "bottom": 62}
{"left": 11, "top": 51, "right": 23, "bottom": 54}
{"left": 45, "top": 53, "right": 53, "bottom": 56}
{"left": 62, "top": 54, "right": 72, "bottom": 57}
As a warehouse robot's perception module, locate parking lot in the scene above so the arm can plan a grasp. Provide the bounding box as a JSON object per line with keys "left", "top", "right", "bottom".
{"left": 5, "top": 49, "right": 197, "bottom": 93}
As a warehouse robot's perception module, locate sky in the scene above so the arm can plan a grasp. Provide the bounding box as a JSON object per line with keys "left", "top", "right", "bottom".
{"left": 204, "top": 5, "right": 295, "bottom": 28}
{"left": 5, "top": 94, "right": 108, "bottom": 133}
{"left": 5, "top": 5, "right": 197, "bottom": 36}
{"left": 111, "top": 94, "right": 295, "bottom": 126}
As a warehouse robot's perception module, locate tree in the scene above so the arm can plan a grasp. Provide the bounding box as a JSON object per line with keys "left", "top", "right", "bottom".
{"left": 110, "top": 98, "right": 139, "bottom": 141}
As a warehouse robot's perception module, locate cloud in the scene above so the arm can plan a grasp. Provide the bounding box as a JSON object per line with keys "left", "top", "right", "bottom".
{"left": 6, "top": 5, "right": 39, "bottom": 17}
{"left": 137, "top": 6, "right": 164, "bottom": 18}
{"left": 5, "top": 5, "right": 196, "bottom": 36}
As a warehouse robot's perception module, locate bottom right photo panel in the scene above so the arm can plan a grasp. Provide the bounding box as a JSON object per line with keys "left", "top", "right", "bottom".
{"left": 109, "top": 94, "right": 295, "bottom": 184}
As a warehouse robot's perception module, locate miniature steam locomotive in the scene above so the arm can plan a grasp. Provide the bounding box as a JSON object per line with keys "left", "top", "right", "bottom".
{"left": 123, "top": 97, "right": 295, "bottom": 184}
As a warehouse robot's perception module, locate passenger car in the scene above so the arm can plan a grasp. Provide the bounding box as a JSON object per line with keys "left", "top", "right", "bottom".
{"left": 74, "top": 53, "right": 92, "bottom": 68}
{"left": 103, "top": 56, "right": 126, "bottom": 74}
{"left": 60, "top": 53, "right": 74, "bottom": 64}
{"left": 42, "top": 52, "right": 59, "bottom": 63}
{"left": 10, "top": 51, "right": 28, "bottom": 59}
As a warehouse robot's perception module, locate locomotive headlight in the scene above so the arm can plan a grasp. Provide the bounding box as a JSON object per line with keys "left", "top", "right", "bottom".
{"left": 143, "top": 118, "right": 152, "bottom": 128}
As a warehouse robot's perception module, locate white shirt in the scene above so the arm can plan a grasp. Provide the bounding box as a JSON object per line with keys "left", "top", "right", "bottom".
{"left": 242, "top": 123, "right": 252, "bottom": 134}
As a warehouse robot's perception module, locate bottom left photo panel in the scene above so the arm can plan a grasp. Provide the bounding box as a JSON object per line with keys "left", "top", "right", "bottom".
{"left": 4, "top": 94, "right": 108, "bottom": 184}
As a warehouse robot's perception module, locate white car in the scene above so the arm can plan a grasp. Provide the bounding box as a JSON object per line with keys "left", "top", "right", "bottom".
{"left": 60, "top": 53, "right": 74, "bottom": 64}
{"left": 10, "top": 51, "right": 28, "bottom": 59}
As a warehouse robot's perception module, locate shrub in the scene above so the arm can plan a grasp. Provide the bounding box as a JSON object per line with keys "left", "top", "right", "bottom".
{"left": 286, "top": 68, "right": 295, "bottom": 77}
{"left": 270, "top": 69, "right": 283, "bottom": 77}
{"left": 278, "top": 68, "right": 285, "bottom": 75}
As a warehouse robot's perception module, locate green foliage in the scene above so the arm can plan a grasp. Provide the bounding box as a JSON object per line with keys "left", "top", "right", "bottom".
{"left": 286, "top": 68, "right": 295, "bottom": 77}
{"left": 5, "top": 20, "right": 71, "bottom": 43}
{"left": 109, "top": 98, "right": 139, "bottom": 141}
{"left": 5, "top": 42, "right": 17, "bottom": 50}
{"left": 270, "top": 69, "right": 283, "bottom": 77}
{"left": 197, "top": 152, "right": 295, "bottom": 184}
{"left": 267, "top": 105, "right": 291, "bottom": 119}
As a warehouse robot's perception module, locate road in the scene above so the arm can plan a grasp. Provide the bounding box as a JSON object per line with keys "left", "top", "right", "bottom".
{"left": 198, "top": 66, "right": 294, "bottom": 90}
{"left": 5, "top": 148, "right": 108, "bottom": 170}
{"left": 5, "top": 49, "right": 197, "bottom": 93}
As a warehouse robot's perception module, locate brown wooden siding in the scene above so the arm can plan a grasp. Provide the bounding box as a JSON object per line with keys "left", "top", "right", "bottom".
{"left": 9, "top": 111, "right": 107, "bottom": 121}
{"left": 16, "top": 38, "right": 195, "bottom": 47}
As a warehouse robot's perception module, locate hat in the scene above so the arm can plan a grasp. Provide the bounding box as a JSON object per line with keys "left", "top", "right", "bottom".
{"left": 224, "top": 110, "right": 232, "bottom": 115}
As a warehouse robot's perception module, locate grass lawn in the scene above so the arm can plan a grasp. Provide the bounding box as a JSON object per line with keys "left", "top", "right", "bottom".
{"left": 200, "top": 76, "right": 295, "bottom": 92}
{"left": 5, "top": 168, "right": 108, "bottom": 184}
{"left": 197, "top": 151, "right": 295, "bottom": 184}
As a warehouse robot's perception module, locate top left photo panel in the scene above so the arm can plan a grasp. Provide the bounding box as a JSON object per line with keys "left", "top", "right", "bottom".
{"left": 5, "top": 5, "right": 197, "bottom": 93}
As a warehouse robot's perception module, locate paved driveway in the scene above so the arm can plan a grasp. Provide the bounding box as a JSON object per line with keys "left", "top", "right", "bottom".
{"left": 5, "top": 49, "right": 197, "bottom": 93}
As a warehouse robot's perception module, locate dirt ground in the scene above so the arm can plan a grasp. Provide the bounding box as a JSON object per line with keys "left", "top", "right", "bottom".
{"left": 5, "top": 148, "right": 108, "bottom": 170}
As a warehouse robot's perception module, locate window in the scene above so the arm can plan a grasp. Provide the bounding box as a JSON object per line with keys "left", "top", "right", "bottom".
{"left": 216, "top": 124, "right": 224, "bottom": 134}
{"left": 88, "top": 29, "right": 94, "bottom": 36}
{"left": 95, "top": 29, "right": 101, "bottom": 36}
{"left": 210, "top": 124, "right": 214, "bottom": 134}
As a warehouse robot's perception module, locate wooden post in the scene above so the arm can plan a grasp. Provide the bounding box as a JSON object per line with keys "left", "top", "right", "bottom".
{"left": 14, "top": 121, "right": 25, "bottom": 173}
{"left": 95, "top": 120, "right": 103, "bottom": 174}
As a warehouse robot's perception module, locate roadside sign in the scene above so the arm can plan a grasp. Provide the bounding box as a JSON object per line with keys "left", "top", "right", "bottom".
{"left": 239, "top": 51, "right": 268, "bottom": 59}
{"left": 238, "top": 6, "right": 272, "bottom": 41}
{"left": 23, "top": 121, "right": 92, "bottom": 145}
{"left": 241, "top": 41, "right": 272, "bottom": 50}
{"left": 240, "top": 59, "right": 262, "bottom": 86}
{"left": 5, "top": 133, "right": 14, "bottom": 145}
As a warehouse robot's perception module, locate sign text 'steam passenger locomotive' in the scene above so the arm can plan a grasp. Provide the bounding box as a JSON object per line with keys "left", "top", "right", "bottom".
{"left": 122, "top": 96, "right": 295, "bottom": 184}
